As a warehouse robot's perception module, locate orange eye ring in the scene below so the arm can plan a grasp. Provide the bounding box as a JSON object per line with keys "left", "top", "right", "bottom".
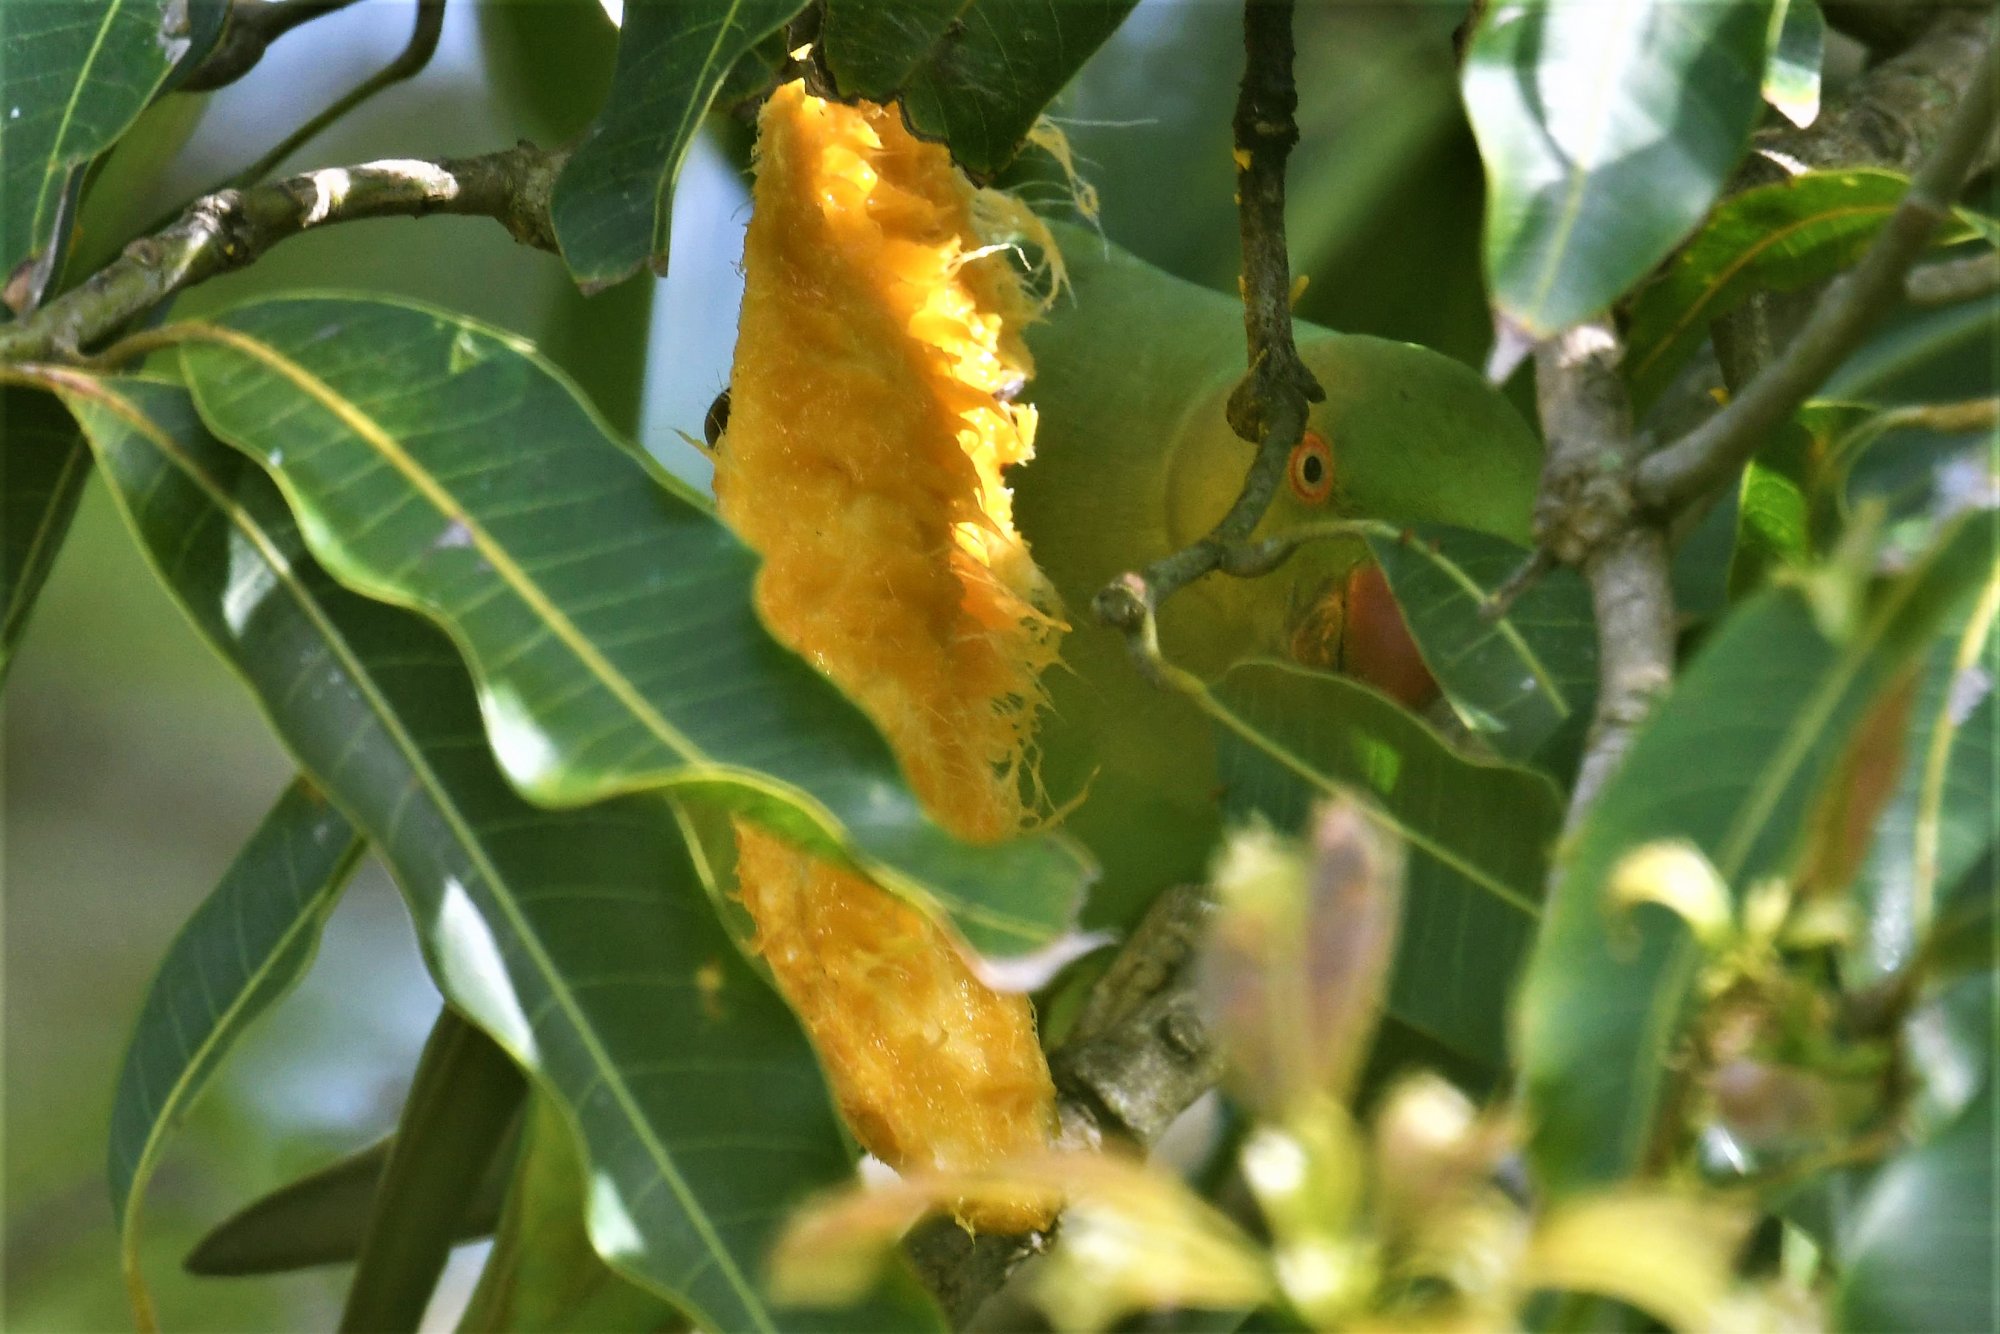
{"left": 1287, "top": 430, "right": 1335, "bottom": 505}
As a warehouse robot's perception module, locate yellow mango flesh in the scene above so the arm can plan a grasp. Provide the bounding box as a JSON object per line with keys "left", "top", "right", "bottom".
{"left": 715, "top": 82, "right": 1061, "bottom": 1232}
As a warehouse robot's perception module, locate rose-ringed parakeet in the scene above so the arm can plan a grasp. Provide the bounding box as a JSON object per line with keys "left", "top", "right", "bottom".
{"left": 1015, "top": 225, "right": 1544, "bottom": 931}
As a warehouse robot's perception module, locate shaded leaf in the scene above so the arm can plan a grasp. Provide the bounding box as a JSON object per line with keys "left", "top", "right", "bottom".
{"left": 183, "top": 1131, "right": 514, "bottom": 1276}
{"left": 458, "top": 1094, "right": 687, "bottom": 1333}
{"left": 1, "top": 386, "right": 90, "bottom": 683}
{"left": 1462, "top": 0, "right": 1776, "bottom": 338}
{"left": 1204, "top": 661, "right": 1562, "bottom": 1071}
{"left": 818, "top": 0, "right": 1137, "bottom": 178}
{"left": 0, "top": 0, "right": 208, "bottom": 309}
{"left": 107, "top": 776, "right": 362, "bottom": 1324}
{"left": 549, "top": 0, "right": 806, "bottom": 289}
{"left": 1364, "top": 523, "right": 1597, "bottom": 777}
{"left": 171, "top": 296, "right": 1088, "bottom": 961}
{"left": 1623, "top": 171, "right": 1985, "bottom": 409}
{"left": 340, "top": 1009, "right": 526, "bottom": 1332}
{"left": 57, "top": 373, "right": 935, "bottom": 1334}
{"left": 1852, "top": 581, "right": 1999, "bottom": 982}
{"left": 1836, "top": 1085, "right": 1996, "bottom": 1333}
{"left": 1762, "top": 0, "right": 1823, "bottom": 128}
{"left": 1516, "top": 513, "right": 1998, "bottom": 1197}
{"left": 1727, "top": 416, "right": 1826, "bottom": 598}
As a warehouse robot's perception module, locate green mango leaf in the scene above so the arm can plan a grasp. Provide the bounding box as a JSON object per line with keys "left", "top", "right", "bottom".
{"left": 340, "top": 1009, "right": 526, "bottom": 1332}
{"left": 460, "top": 1094, "right": 727, "bottom": 1333}
{"left": 1364, "top": 523, "right": 1597, "bottom": 777}
{"left": 818, "top": 0, "right": 1136, "bottom": 178}
{"left": 106, "top": 775, "right": 362, "bottom": 1324}
{"left": 170, "top": 296, "right": 1088, "bottom": 961}
{"left": 1836, "top": 1084, "right": 1996, "bottom": 1332}
{"left": 1623, "top": 171, "right": 1986, "bottom": 409}
{"left": 1517, "top": 512, "right": 1998, "bottom": 1198}
{"left": 1726, "top": 415, "right": 1826, "bottom": 599}
{"left": 1762, "top": 0, "right": 1823, "bottom": 128}
{"left": 1462, "top": 0, "right": 1776, "bottom": 340}
{"left": 0, "top": 0, "right": 212, "bottom": 309}
{"left": 57, "top": 374, "right": 936, "bottom": 1334}
{"left": 1, "top": 386, "right": 90, "bottom": 683}
{"left": 550, "top": 0, "right": 806, "bottom": 290}
{"left": 1852, "top": 586, "right": 1998, "bottom": 983}
{"left": 1204, "top": 661, "right": 1562, "bottom": 1070}
{"left": 184, "top": 1130, "right": 515, "bottom": 1276}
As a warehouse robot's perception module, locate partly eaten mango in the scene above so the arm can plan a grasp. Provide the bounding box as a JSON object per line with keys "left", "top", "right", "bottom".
{"left": 714, "top": 80, "right": 1063, "bottom": 1231}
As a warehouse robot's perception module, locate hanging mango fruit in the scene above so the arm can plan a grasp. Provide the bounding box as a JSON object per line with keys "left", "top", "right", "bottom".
{"left": 714, "top": 80, "right": 1065, "bottom": 1233}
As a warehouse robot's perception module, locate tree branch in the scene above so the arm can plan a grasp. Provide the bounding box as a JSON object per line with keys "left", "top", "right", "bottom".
{"left": 227, "top": 0, "right": 448, "bottom": 189}
{"left": 1906, "top": 248, "right": 2000, "bottom": 306}
{"left": 1635, "top": 27, "right": 2000, "bottom": 510}
{"left": 1532, "top": 324, "right": 1676, "bottom": 822}
{"left": 906, "top": 885, "right": 1222, "bottom": 1326}
{"left": 1093, "top": 0, "right": 1323, "bottom": 650}
{"left": 179, "top": 0, "right": 365, "bottom": 93}
{"left": 0, "top": 145, "right": 564, "bottom": 366}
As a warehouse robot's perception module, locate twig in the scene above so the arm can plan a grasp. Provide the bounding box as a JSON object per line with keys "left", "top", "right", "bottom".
{"left": 226, "top": 0, "right": 448, "bottom": 189}
{"left": 1906, "top": 249, "right": 2000, "bottom": 306}
{"left": 1481, "top": 547, "right": 1555, "bottom": 623}
{"left": 906, "top": 885, "right": 1223, "bottom": 1325}
{"left": 179, "top": 0, "right": 364, "bottom": 93}
{"left": 1533, "top": 324, "right": 1676, "bottom": 824}
{"left": 1635, "top": 28, "right": 2000, "bottom": 511}
{"left": 1093, "top": 0, "right": 1323, "bottom": 644}
{"left": 0, "top": 145, "right": 563, "bottom": 366}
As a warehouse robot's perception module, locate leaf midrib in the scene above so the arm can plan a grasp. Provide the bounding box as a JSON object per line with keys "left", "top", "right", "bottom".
{"left": 63, "top": 374, "right": 774, "bottom": 1334}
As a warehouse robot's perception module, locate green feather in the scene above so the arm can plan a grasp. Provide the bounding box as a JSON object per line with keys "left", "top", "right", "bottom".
{"left": 1016, "top": 225, "right": 1542, "bottom": 928}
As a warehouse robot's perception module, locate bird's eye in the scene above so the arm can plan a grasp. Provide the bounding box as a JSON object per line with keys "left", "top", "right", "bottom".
{"left": 1287, "top": 430, "right": 1334, "bottom": 505}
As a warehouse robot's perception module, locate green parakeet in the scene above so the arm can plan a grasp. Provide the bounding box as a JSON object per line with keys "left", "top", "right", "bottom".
{"left": 1015, "top": 226, "right": 1544, "bottom": 929}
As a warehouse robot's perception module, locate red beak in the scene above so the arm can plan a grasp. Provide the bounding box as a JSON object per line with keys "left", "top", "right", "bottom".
{"left": 1289, "top": 562, "right": 1439, "bottom": 711}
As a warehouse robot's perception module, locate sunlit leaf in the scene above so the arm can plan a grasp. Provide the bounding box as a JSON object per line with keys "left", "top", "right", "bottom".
{"left": 1762, "top": 0, "right": 1823, "bottom": 128}
{"left": 1, "top": 386, "right": 89, "bottom": 682}
{"left": 1524, "top": 1191, "right": 1751, "bottom": 1331}
{"left": 1462, "top": 0, "right": 1776, "bottom": 340}
{"left": 550, "top": 0, "right": 806, "bottom": 289}
{"left": 1203, "top": 661, "right": 1561, "bottom": 1071}
{"left": 1623, "top": 171, "right": 1986, "bottom": 409}
{"left": 57, "top": 373, "right": 936, "bottom": 1334}
{"left": 818, "top": 0, "right": 1137, "bottom": 178}
{"left": 0, "top": 0, "right": 214, "bottom": 309}
{"left": 1517, "top": 513, "right": 1998, "bottom": 1197}
{"left": 107, "top": 776, "right": 362, "bottom": 1326}
{"left": 1364, "top": 523, "right": 1597, "bottom": 777}
{"left": 169, "top": 296, "right": 1088, "bottom": 961}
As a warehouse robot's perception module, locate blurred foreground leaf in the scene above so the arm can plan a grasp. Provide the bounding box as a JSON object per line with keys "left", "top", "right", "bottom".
{"left": 1517, "top": 513, "right": 1998, "bottom": 1197}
